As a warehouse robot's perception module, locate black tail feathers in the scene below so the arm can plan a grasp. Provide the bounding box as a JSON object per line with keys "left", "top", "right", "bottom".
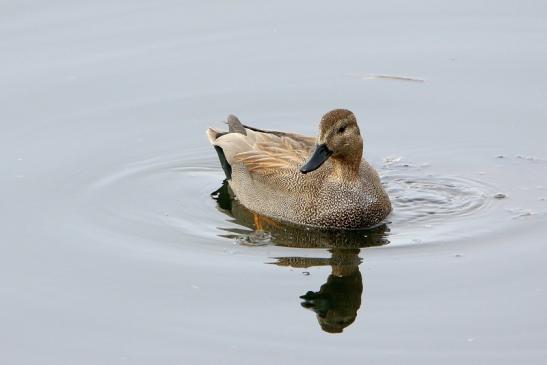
{"left": 214, "top": 145, "right": 232, "bottom": 180}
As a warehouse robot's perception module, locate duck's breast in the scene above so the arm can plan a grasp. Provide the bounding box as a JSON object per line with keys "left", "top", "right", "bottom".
{"left": 311, "top": 178, "right": 391, "bottom": 229}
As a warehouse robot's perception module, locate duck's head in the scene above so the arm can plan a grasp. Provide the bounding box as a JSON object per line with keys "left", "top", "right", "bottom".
{"left": 300, "top": 109, "right": 363, "bottom": 174}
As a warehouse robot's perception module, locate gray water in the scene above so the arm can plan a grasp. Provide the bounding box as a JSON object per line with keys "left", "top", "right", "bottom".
{"left": 2, "top": 1, "right": 547, "bottom": 364}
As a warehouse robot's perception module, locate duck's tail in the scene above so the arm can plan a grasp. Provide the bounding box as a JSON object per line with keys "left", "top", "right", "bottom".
{"left": 206, "top": 114, "right": 247, "bottom": 180}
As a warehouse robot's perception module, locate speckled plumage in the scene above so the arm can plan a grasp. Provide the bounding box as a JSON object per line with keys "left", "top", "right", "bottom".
{"left": 206, "top": 109, "right": 391, "bottom": 229}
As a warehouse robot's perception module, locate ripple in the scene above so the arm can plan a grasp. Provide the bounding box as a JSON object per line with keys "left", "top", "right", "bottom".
{"left": 384, "top": 173, "right": 492, "bottom": 225}
{"left": 83, "top": 152, "right": 499, "bottom": 249}
{"left": 83, "top": 150, "right": 227, "bottom": 247}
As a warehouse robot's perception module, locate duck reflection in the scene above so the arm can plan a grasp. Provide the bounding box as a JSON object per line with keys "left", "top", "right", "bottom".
{"left": 273, "top": 249, "right": 363, "bottom": 333}
{"left": 211, "top": 180, "right": 390, "bottom": 333}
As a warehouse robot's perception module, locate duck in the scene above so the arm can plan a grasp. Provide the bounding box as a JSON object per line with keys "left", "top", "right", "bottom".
{"left": 206, "top": 109, "right": 391, "bottom": 229}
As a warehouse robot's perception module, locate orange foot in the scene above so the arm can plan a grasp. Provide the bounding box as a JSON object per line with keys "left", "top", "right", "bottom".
{"left": 253, "top": 213, "right": 280, "bottom": 231}
{"left": 253, "top": 213, "right": 264, "bottom": 231}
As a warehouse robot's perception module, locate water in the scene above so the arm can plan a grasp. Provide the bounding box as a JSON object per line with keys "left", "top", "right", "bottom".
{"left": 2, "top": 1, "right": 547, "bottom": 364}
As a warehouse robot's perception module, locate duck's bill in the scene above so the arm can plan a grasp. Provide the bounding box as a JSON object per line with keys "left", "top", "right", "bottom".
{"left": 300, "top": 144, "right": 333, "bottom": 174}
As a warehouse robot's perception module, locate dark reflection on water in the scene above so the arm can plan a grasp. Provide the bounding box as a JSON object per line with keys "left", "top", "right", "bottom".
{"left": 273, "top": 249, "right": 363, "bottom": 333}
{"left": 211, "top": 180, "right": 389, "bottom": 333}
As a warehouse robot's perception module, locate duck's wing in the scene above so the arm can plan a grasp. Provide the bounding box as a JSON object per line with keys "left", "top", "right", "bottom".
{"left": 208, "top": 118, "right": 315, "bottom": 177}
{"left": 232, "top": 129, "right": 314, "bottom": 175}
{"left": 241, "top": 124, "right": 317, "bottom": 149}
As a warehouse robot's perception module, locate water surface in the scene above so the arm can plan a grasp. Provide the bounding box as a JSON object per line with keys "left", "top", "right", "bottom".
{"left": 1, "top": 1, "right": 547, "bottom": 364}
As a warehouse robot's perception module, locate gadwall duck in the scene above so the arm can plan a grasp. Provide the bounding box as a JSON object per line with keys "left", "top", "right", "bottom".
{"left": 206, "top": 109, "right": 391, "bottom": 229}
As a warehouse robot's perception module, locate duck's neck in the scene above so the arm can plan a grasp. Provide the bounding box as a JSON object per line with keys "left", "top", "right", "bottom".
{"left": 332, "top": 149, "right": 362, "bottom": 181}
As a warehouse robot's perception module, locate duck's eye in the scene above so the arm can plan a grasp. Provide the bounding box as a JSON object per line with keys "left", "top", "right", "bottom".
{"left": 337, "top": 126, "right": 346, "bottom": 134}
